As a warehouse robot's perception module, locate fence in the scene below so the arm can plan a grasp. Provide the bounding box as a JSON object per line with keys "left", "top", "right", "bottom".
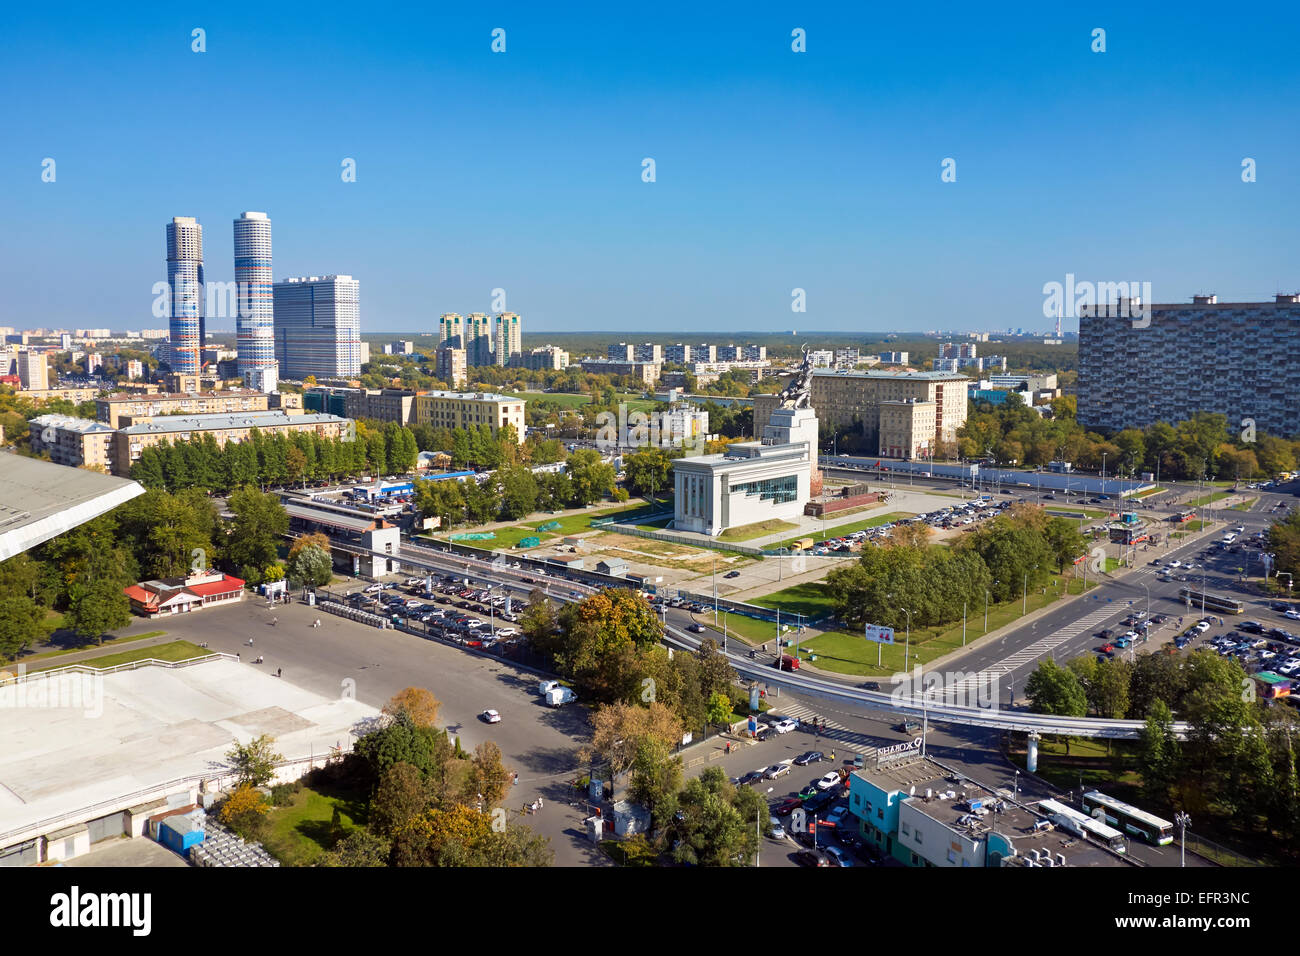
{"left": 0, "top": 652, "right": 237, "bottom": 686}
{"left": 1182, "top": 831, "right": 1263, "bottom": 868}
{"left": 319, "top": 600, "right": 390, "bottom": 628}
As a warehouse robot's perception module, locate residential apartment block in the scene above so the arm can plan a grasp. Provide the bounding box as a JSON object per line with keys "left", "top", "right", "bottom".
{"left": 303, "top": 387, "right": 417, "bottom": 424}
{"left": 413, "top": 391, "right": 525, "bottom": 442}
{"left": 95, "top": 389, "right": 272, "bottom": 428}
{"left": 272, "top": 275, "right": 362, "bottom": 380}
{"left": 111, "top": 410, "right": 352, "bottom": 476}
{"left": 1079, "top": 293, "right": 1300, "bottom": 435}
{"left": 436, "top": 346, "right": 468, "bottom": 387}
{"left": 29, "top": 414, "right": 117, "bottom": 470}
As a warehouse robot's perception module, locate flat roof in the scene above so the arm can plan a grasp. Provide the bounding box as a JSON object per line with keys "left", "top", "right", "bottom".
{"left": 284, "top": 501, "right": 381, "bottom": 533}
{"left": 117, "top": 411, "right": 347, "bottom": 434}
{"left": 812, "top": 369, "right": 969, "bottom": 382}
{"left": 0, "top": 657, "right": 377, "bottom": 848}
{"left": 98, "top": 389, "right": 266, "bottom": 404}
{"left": 29, "top": 414, "right": 116, "bottom": 435}
{"left": 0, "top": 454, "right": 146, "bottom": 560}
{"left": 417, "top": 390, "right": 523, "bottom": 403}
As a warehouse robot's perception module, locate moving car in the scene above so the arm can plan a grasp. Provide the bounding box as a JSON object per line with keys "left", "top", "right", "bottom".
{"left": 688, "top": 623, "right": 707, "bottom": 633}
{"left": 773, "top": 718, "right": 799, "bottom": 734}
{"left": 481, "top": 709, "right": 502, "bottom": 723}
{"left": 794, "top": 751, "right": 825, "bottom": 766}
{"left": 724, "top": 570, "right": 741, "bottom": 579}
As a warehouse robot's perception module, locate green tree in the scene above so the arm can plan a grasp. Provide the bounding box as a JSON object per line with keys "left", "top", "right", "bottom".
{"left": 286, "top": 543, "right": 333, "bottom": 588}
{"left": 497, "top": 466, "right": 539, "bottom": 521}
{"left": 370, "top": 761, "right": 433, "bottom": 838}
{"left": 565, "top": 449, "right": 616, "bottom": 506}
{"left": 623, "top": 447, "right": 673, "bottom": 498}
{"left": 225, "top": 486, "right": 289, "bottom": 584}
{"left": 225, "top": 734, "right": 284, "bottom": 787}
{"left": 1024, "top": 658, "right": 1087, "bottom": 717}
{"left": 64, "top": 577, "right": 132, "bottom": 644}
{"left": 0, "top": 594, "right": 51, "bottom": 660}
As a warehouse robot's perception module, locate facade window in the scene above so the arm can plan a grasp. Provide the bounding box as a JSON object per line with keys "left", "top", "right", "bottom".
{"left": 732, "top": 473, "right": 798, "bottom": 504}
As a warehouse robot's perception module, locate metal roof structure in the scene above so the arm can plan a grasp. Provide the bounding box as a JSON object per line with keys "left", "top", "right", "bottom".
{"left": 0, "top": 453, "right": 146, "bottom": 560}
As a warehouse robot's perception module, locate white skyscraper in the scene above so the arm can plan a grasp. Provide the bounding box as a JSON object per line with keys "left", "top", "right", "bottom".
{"left": 233, "top": 212, "right": 278, "bottom": 390}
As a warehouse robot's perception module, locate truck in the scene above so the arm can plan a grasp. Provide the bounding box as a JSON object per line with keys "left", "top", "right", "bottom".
{"left": 538, "top": 680, "right": 577, "bottom": 707}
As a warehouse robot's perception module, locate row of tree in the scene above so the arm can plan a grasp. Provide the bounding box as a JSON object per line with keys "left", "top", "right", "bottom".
{"left": 961, "top": 401, "right": 1298, "bottom": 480}
{"left": 825, "top": 505, "right": 1087, "bottom": 632}
{"left": 415, "top": 450, "right": 620, "bottom": 529}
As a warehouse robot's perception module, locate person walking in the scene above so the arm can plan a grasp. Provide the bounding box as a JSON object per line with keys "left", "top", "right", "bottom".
{"left": 277, "top": 667, "right": 282, "bottom": 678}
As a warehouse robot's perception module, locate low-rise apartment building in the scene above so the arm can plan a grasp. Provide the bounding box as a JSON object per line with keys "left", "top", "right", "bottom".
{"left": 413, "top": 391, "right": 526, "bottom": 442}
{"left": 96, "top": 389, "right": 271, "bottom": 428}
{"left": 29, "top": 414, "right": 117, "bottom": 470}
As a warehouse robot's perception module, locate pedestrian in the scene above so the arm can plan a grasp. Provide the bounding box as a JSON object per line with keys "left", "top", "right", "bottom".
{"left": 237, "top": 652, "right": 241, "bottom": 661}
{"left": 277, "top": 667, "right": 282, "bottom": 678}
{"left": 538, "top": 797, "right": 543, "bottom": 810}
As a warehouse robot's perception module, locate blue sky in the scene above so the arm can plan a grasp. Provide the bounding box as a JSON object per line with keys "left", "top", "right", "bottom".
{"left": 2, "top": 1, "right": 1298, "bottom": 334}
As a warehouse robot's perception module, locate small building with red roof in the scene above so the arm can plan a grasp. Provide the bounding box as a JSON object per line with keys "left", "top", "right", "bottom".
{"left": 124, "top": 570, "right": 246, "bottom": 618}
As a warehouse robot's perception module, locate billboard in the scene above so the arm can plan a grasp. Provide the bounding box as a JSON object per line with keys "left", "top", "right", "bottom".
{"left": 864, "top": 624, "right": 895, "bottom": 645}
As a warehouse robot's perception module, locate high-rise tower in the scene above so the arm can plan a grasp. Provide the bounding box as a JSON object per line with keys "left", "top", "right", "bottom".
{"left": 166, "top": 217, "right": 204, "bottom": 374}
{"left": 494, "top": 312, "right": 521, "bottom": 367}
{"left": 234, "top": 211, "right": 278, "bottom": 390}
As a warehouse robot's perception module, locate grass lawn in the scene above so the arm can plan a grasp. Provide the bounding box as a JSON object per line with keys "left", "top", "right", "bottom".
{"left": 751, "top": 582, "right": 838, "bottom": 622}
{"left": 534, "top": 500, "right": 669, "bottom": 536}
{"left": 261, "top": 781, "right": 370, "bottom": 866}
{"left": 784, "top": 576, "right": 1097, "bottom": 677}
{"left": 1187, "top": 491, "right": 1232, "bottom": 507}
{"left": 1230, "top": 498, "right": 1257, "bottom": 511}
{"left": 31, "top": 640, "right": 209, "bottom": 671}
{"left": 15, "top": 628, "right": 168, "bottom": 667}
{"left": 1131, "top": 487, "right": 1166, "bottom": 498}
{"left": 481, "top": 526, "right": 558, "bottom": 550}
{"left": 770, "top": 512, "right": 915, "bottom": 551}
{"left": 718, "top": 519, "right": 800, "bottom": 542}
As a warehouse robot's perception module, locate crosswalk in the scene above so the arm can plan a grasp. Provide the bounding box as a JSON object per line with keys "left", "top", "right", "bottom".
{"left": 942, "top": 605, "right": 1122, "bottom": 701}
{"left": 761, "top": 699, "right": 879, "bottom": 750}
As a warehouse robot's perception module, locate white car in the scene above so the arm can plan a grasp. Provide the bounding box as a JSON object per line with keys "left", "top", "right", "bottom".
{"left": 773, "top": 718, "right": 799, "bottom": 734}
{"left": 1168, "top": 560, "right": 1182, "bottom": 569}
{"left": 481, "top": 709, "right": 502, "bottom": 723}
{"left": 1284, "top": 610, "right": 1300, "bottom": 621}
{"left": 769, "top": 817, "right": 786, "bottom": 840}
{"left": 816, "top": 771, "right": 842, "bottom": 791}
{"left": 1195, "top": 621, "right": 1211, "bottom": 633}
{"left": 364, "top": 583, "right": 384, "bottom": 593}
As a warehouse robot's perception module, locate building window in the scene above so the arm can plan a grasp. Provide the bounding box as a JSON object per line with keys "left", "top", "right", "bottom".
{"left": 732, "top": 473, "right": 798, "bottom": 504}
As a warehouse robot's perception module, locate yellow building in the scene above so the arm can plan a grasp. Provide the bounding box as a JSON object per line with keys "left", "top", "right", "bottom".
{"left": 28, "top": 414, "right": 116, "bottom": 471}
{"left": 413, "top": 391, "right": 525, "bottom": 443}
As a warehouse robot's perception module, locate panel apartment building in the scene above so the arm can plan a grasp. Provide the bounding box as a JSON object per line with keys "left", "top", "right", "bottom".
{"left": 754, "top": 369, "right": 969, "bottom": 458}
{"left": 1079, "top": 293, "right": 1300, "bottom": 435}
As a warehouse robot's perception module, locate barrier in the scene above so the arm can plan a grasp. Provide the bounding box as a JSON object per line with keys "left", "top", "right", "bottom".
{"left": 319, "top": 601, "right": 389, "bottom": 629}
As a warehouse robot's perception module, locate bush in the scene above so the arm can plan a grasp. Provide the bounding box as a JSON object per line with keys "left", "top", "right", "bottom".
{"left": 270, "top": 782, "right": 299, "bottom": 807}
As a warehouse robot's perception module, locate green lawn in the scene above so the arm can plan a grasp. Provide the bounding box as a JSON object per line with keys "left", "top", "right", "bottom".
{"left": 261, "top": 782, "right": 370, "bottom": 867}
{"left": 770, "top": 512, "right": 915, "bottom": 551}
{"left": 751, "top": 582, "right": 838, "bottom": 622}
{"left": 1131, "top": 486, "right": 1166, "bottom": 498}
{"left": 1230, "top": 498, "right": 1257, "bottom": 512}
{"left": 768, "top": 576, "right": 1097, "bottom": 677}
{"left": 32, "top": 640, "right": 209, "bottom": 672}
{"left": 718, "top": 519, "right": 800, "bottom": 542}
{"left": 1187, "top": 491, "right": 1232, "bottom": 507}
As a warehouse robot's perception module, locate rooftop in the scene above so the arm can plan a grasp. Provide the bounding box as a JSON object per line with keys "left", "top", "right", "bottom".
{"left": 418, "top": 390, "right": 523, "bottom": 404}
{"left": 29, "top": 414, "right": 115, "bottom": 435}
{"left": 117, "top": 411, "right": 348, "bottom": 434}
{"left": 0, "top": 658, "right": 378, "bottom": 848}
{"left": 99, "top": 389, "right": 267, "bottom": 404}
{"left": 0, "top": 454, "right": 146, "bottom": 561}
{"left": 812, "top": 369, "right": 969, "bottom": 382}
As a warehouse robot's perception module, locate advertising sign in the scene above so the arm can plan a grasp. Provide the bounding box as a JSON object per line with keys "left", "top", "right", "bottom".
{"left": 864, "top": 624, "right": 895, "bottom": 645}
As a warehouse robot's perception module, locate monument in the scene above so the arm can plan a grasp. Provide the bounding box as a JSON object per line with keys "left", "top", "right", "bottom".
{"left": 672, "top": 347, "right": 820, "bottom": 536}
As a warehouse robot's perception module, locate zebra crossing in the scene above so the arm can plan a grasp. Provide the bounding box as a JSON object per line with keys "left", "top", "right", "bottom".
{"left": 942, "top": 605, "right": 1122, "bottom": 701}
{"left": 766, "top": 700, "right": 878, "bottom": 749}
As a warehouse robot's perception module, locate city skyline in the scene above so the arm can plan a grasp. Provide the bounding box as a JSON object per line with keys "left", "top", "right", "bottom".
{"left": 5, "top": 5, "right": 1300, "bottom": 334}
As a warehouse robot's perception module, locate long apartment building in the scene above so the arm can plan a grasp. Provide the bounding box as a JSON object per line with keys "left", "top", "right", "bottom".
{"left": 111, "top": 410, "right": 352, "bottom": 476}
{"left": 95, "top": 389, "right": 272, "bottom": 428}
{"left": 754, "top": 369, "right": 969, "bottom": 457}
{"left": 1079, "top": 293, "right": 1300, "bottom": 435}
{"left": 413, "top": 391, "right": 526, "bottom": 442}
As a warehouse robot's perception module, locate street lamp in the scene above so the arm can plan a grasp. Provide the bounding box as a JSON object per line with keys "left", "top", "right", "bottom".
{"left": 1175, "top": 811, "right": 1191, "bottom": 867}
{"left": 1013, "top": 770, "right": 1019, "bottom": 803}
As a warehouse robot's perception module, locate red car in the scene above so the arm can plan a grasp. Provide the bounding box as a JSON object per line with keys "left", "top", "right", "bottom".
{"left": 774, "top": 797, "right": 803, "bottom": 816}
{"left": 1099, "top": 643, "right": 1115, "bottom": 655}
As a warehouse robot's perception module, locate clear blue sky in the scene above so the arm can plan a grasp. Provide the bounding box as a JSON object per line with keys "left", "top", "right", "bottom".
{"left": 3, "top": 1, "right": 1298, "bottom": 334}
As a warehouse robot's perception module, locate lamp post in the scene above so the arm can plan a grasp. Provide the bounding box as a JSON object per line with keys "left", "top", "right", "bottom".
{"left": 1175, "top": 811, "right": 1191, "bottom": 867}
{"left": 984, "top": 589, "right": 991, "bottom": 633}
{"left": 1013, "top": 769, "right": 1019, "bottom": 803}
{"left": 902, "top": 608, "right": 913, "bottom": 672}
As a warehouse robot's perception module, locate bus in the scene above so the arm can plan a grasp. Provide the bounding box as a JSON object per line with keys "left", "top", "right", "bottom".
{"left": 1178, "top": 586, "right": 1245, "bottom": 615}
{"left": 1037, "top": 799, "right": 1126, "bottom": 853}
{"left": 1171, "top": 510, "right": 1196, "bottom": 523}
{"left": 1081, "top": 791, "right": 1174, "bottom": 846}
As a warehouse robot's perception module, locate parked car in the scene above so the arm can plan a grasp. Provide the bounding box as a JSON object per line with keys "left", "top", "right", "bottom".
{"left": 773, "top": 718, "right": 799, "bottom": 734}
{"left": 794, "top": 849, "right": 831, "bottom": 867}
{"left": 724, "top": 570, "right": 741, "bottom": 579}
{"left": 764, "top": 763, "right": 791, "bottom": 780}
{"left": 480, "top": 709, "right": 501, "bottom": 723}
{"left": 794, "top": 751, "right": 825, "bottom": 766}
{"left": 816, "top": 771, "right": 842, "bottom": 791}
